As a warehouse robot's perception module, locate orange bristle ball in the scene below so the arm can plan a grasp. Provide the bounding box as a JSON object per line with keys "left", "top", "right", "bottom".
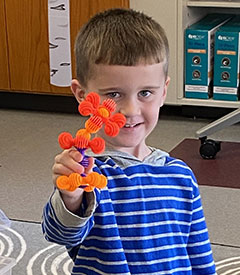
{"left": 89, "top": 137, "right": 105, "bottom": 154}
{"left": 102, "top": 99, "right": 116, "bottom": 113}
{"left": 86, "top": 92, "right": 100, "bottom": 108}
{"left": 85, "top": 116, "right": 103, "bottom": 133}
{"left": 98, "top": 107, "right": 109, "bottom": 118}
{"left": 95, "top": 174, "right": 108, "bottom": 189}
{"left": 110, "top": 113, "right": 126, "bottom": 128}
{"left": 76, "top": 129, "right": 91, "bottom": 140}
{"left": 58, "top": 132, "right": 74, "bottom": 149}
{"left": 74, "top": 136, "right": 89, "bottom": 149}
{"left": 69, "top": 173, "right": 83, "bottom": 189}
{"left": 78, "top": 101, "right": 94, "bottom": 116}
{"left": 56, "top": 175, "right": 70, "bottom": 190}
{"left": 104, "top": 121, "right": 119, "bottom": 137}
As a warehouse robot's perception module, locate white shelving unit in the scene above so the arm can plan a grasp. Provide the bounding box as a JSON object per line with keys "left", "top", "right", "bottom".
{"left": 130, "top": 0, "right": 240, "bottom": 108}
{"left": 187, "top": 0, "right": 240, "bottom": 8}
{"left": 177, "top": 0, "right": 240, "bottom": 108}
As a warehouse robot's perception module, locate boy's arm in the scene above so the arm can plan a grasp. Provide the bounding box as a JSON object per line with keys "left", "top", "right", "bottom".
{"left": 187, "top": 177, "right": 217, "bottom": 275}
{"left": 42, "top": 188, "right": 97, "bottom": 247}
{"left": 42, "top": 148, "right": 101, "bottom": 249}
{"left": 60, "top": 188, "right": 85, "bottom": 214}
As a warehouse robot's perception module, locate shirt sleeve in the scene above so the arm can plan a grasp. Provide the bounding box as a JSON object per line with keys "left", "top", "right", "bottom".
{"left": 42, "top": 189, "right": 97, "bottom": 248}
{"left": 187, "top": 173, "right": 217, "bottom": 275}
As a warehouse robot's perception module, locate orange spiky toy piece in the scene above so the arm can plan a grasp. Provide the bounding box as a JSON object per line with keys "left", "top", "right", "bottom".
{"left": 56, "top": 92, "right": 126, "bottom": 192}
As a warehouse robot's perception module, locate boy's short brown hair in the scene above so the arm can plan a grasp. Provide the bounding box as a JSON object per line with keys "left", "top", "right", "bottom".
{"left": 75, "top": 8, "right": 169, "bottom": 87}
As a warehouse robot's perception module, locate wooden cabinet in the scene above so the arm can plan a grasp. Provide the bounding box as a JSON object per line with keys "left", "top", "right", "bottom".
{"left": 0, "top": 0, "right": 10, "bottom": 90}
{"left": 0, "top": 0, "right": 129, "bottom": 95}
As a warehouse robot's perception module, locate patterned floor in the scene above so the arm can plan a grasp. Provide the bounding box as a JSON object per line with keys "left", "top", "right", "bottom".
{"left": 0, "top": 220, "right": 239, "bottom": 275}
{"left": 0, "top": 221, "right": 73, "bottom": 275}
{"left": 215, "top": 256, "right": 240, "bottom": 275}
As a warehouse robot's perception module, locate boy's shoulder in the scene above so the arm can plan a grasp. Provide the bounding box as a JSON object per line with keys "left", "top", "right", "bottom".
{"left": 91, "top": 148, "right": 198, "bottom": 193}
{"left": 89, "top": 148, "right": 199, "bottom": 198}
{"left": 89, "top": 147, "right": 168, "bottom": 168}
{"left": 90, "top": 147, "right": 192, "bottom": 173}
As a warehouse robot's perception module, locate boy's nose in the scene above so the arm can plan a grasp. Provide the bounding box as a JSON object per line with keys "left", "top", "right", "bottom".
{"left": 119, "top": 99, "right": 140, "bottom": 117}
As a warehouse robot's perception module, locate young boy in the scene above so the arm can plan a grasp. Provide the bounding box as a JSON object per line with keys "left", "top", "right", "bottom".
{"left": 42, "top": 8, "right": 216, "bottom": 275}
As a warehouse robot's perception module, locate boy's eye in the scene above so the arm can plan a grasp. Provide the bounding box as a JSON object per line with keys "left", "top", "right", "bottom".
{"left": 139, "top": 90, "right": 151, "bottom": 97}
{"left": 107, "top": 92, "right": 120, "bottom": 99}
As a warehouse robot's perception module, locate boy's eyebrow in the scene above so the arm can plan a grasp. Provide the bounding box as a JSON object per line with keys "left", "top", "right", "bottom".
{"left": 139, "top": 85, "right": 161, "bottom": 89}
{"left": 98, "top": 88, "right": 121, "bottom": 92}
{"left": 98, "top": 86, "right": 161, "bottom": 92}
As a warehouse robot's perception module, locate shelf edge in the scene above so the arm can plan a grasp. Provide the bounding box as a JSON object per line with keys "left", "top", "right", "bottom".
{"left": 187, "top": 1, "right": 240, "bottom": 8}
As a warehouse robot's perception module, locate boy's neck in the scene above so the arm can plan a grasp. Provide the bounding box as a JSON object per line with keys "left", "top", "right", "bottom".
{"left": 106, "top": 143, "right": 152, "bottom": 161}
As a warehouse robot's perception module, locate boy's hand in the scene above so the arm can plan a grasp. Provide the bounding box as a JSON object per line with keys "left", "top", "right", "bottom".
{"left": 52, "top": 148, "right": 94, "bottom": 213}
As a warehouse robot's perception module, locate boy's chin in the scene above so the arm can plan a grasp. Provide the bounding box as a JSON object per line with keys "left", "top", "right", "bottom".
{"left": 105, "top": 136, "right": 144, "bottom": 151}
{"left": 99, "top": 129, "right": 146, "bottom": 152}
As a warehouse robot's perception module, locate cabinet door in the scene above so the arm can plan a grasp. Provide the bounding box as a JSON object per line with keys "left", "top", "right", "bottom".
{"left": 0, "top": 0, "right": 10, "bottom": 90}
{"left": 5, "top": 0, "right": 129, "bottom": 95}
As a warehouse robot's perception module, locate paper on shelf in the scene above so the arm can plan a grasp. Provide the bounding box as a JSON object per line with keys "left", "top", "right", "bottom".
{"left": 48, "top": 0, "right": 72, "bottom": 87}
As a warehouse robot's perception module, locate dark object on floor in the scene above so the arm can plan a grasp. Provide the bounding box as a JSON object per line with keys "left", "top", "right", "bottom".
{"left": 170, "top": 138, "right": 240, "bottom": 189}
{"left": 195, "top": 108, "right": 240, "bottom": 158}
{"left": 199, "top": 137, "right": 221, "bottom": 159}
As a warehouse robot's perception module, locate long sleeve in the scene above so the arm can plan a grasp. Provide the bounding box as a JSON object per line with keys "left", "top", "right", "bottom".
{"left": 42, "top": 189, "right": 97, "bottom": 258}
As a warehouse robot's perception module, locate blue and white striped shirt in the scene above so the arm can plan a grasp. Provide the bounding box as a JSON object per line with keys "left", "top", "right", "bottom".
{"left": 42, "top": 148, "right": 216, "bottom": 274}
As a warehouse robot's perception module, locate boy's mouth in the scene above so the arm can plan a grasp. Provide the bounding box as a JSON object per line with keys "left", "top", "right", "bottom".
{"left": 124, "top": 123, "right": 141, "bottom": 128}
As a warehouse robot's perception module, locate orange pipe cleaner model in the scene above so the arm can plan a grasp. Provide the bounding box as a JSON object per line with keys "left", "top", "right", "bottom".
{"left": 56, "top": 92, "right": 126, "bottom": 192}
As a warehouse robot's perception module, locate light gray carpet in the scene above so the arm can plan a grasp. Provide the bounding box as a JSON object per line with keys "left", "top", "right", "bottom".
{"left": 0, "top": 220, "right": 73, "bottom": 275}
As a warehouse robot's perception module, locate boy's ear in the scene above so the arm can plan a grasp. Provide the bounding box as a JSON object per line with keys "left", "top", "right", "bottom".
{"left": 71, "top": 79, "right": 85, "bottom": 103}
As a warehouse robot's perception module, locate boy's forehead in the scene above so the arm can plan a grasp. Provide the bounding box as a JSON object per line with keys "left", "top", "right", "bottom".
{"left": 87, "top": 63, "right": 166, "bottom": 88}
{"left": 92, "top": 63, "right": 165, "bottom": 76}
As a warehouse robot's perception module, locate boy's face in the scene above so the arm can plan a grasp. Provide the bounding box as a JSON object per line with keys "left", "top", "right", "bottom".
{"left": 72, "top": 63, "right": 170, "bottom": 159}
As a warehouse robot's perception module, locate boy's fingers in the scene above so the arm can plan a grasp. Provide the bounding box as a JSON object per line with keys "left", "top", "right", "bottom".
{"left": 55, "top": 149, "right": 83, "bottom": 164}
{"left": 52, "top": 163, "right": 76, "bottom": 177}
{"left": 54, "top": 151, "right": 84, "bottom": 175}
{"left": 85, "top": 157, "right": 94, "bottom": 174}
{"left": 69, "top": 149, "right": 83, "bottom": 162}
